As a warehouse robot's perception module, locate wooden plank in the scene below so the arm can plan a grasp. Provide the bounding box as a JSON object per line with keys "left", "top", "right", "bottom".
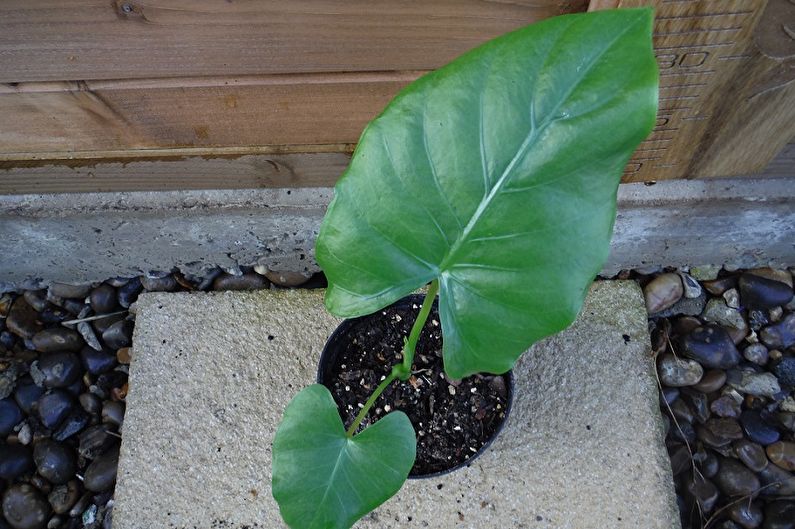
{"left": 598, "top": 0, "right": 795, "bottom": 182}
{"left": 1, "top": 142, "right": 791, "bottom": 195}
{"left": 0, "top": 73, "right": 414, "bottom": 157}
{"left": 0, "top": 0, "right": 586, "bottom": 83}
{"left": 0, "top": 152, "right": 351, "bottom": 194}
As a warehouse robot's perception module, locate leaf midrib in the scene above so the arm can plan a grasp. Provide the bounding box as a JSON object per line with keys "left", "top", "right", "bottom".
{"left": 437, "top": 17, "right": 640, "bottom": 274}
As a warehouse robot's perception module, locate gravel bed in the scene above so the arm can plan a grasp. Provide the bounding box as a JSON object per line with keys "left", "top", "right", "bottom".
{"left": 639, "top": 266, "right": 795, "bottom": 529}
{"left": 3, "top": 263, "right": 794, "bottom": 529}
{"left": 0, "top": 267, "right": 320, "bottom": 529}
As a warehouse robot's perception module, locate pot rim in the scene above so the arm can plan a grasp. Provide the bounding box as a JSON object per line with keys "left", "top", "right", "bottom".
{"left": 316, "top": 293, "right": 515, "bottom": 480}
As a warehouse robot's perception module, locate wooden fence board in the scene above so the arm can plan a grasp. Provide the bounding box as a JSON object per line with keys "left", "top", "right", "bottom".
{"left": 0, "top": 74, "right": 413, "bottom": 156}
{"left": 0, "top": 0, "right": 583, "bottom": 83}
{"left": 592, "top": 0, "right": 795, "bottom": 181}
{"left": 0, "top": 152, "right": 351, "bottom": 194}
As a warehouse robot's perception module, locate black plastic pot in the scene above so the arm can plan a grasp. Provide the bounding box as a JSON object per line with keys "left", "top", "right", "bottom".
{"left": 317, "top": 294, "right": 514, "bottom": 479}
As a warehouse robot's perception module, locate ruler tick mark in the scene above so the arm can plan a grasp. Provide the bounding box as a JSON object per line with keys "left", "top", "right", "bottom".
{"left": 656, "top": 11, "right": 753, "bottom": 21}
{"left": 655, "top": 28, "right": 742, "bottom": 37}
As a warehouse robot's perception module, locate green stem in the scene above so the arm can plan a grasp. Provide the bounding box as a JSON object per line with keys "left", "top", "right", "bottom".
{"left": 400, "top": 278, "right": 439, "bottom": 377}
{"left": 345, "top": 280, "right": 440, "bottom": 437}
{"left": 346, "top": 371, "right": 399, "bottom": 437}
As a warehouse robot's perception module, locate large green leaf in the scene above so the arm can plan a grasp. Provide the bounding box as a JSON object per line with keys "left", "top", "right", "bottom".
{"left": 316, "top": 8, "right": 658, "bottom": 378}
{"left": 272, "top": 384, "right": 416, "bottom": 529}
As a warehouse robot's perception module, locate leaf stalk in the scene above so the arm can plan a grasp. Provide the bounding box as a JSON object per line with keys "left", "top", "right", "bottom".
{"left": 345, "top": 279, "right": 439, "bottom": 437}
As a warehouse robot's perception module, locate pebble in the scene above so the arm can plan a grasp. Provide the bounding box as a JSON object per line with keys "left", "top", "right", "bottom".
{"left": 116, "top": 277, "right": 142, "bottom": 308}
{"left": 17, "top": 423, "right": 31, "bottom": 445}
{"left": 690, "top": 265, "right": 720, "bottom": 281}
{"left": 704, "top": 418, "right": 744, "bottom": 441}
{"left": 37, "top": 353, "right": 82, "bottom": 388}
{"left": 763, "top": 500, "right": 795, "bottom": 529}
{"left": 740, "top": 272, "right": 794, "bottom": 309}
{"left": 703, "top": 276, "right": 738, "bottom": 296}
{"left": 727, "top": 501, "right": 763, "bottom": 529}
{"left": 14, "top": 379, "right": 44, "bottom": 415}
{"left": 139, "top": 275, "right": 177, "bottom": 292}
{"left": 644, "top": 273, "right": 684, "bottom": 314}
{"left": 84, "top": 445, "right": 120, "bottom": 492}
{"left": 101, "top": 320, "right": 134, "bottom": 350}
{"left": 0, "top": 360, "right": 24, "bottom": 400}
{"left": 683, "top": 389, "right": 710, "bottom": 423}
{"left": 749, "top": 309, "right": 770, "bottom": 331}
{"left": 77, "top": 321, "right": 103, "bottom": 352}
{"left": 715, "top": 458, "right": 761, "bottom": 496}
{"left": 758, "top": 463, "right": 795, "bottom": 497}
{"left": 670, "top": 398, "right": 694, "bottom": 423}
{"left": 678, "top": 272, "right": 703, "bottom": 298}
{"left": 682, "top": 325, "right": 741, "bottom": 369}
{"left": 79, "top": 347, "right": 116, "bottom": 375}
{"left": 78, "top": 393, "right": 102, "bottom": 416}
{"left": 31, "top": 329, "right": 83, "bottom": 354}
{"left": 727, "top": 370, "right": 782, "bottom": 397}
{"left": 693, "top": 369, "right": 726, "bottom": 393}
{"left": 52, "top": 409, "right": 90, "bottom": 442}
{"left": 698, "top": 424, "right": 733, "bottom": 448}
{"left": 212, "top": 272, "right": 269, "bottom": 291}
{"left": 47, "top": 283, "right": 92, "bottom": 300}
{"left": 33, "top": 440, "right": 76, "bottom": 485}
{"left": 723, "top": 288, "right": 741, "bottom": 309}
{"left": 116, "top": 347, "right": 131, "bottom": 365}
{"left": 1, "top": 483, "right": 51, "bottom": 529}
{"left": 700, "top": 451, "right": 720, "bottom": 478}
{"left": 47, "top": 481, "right": 80, "bottom": 515}
{"left": 37, "top": 390, "right": 74, "bottom": 430}
{"left": 658, "top": 354, "right": 703, "bottom": 387}
{"left": 669, "top": 444, "right": 690, "bottom": 476}
{"left": 711, "top": 395, "right": 742, "bottom": 418}
{"left": 761, "top": 314, "right": 795, "bottom": 350}
{"left": 654, "top": 294, "right": 706, "bottom": 318}
{"left": 101, "top": 402, "right": 124, "bottom": 427}
{"left": 735, "top": 439, "right": 769, "bottom": 472}
{"left": 743, "top": 343, "right": 769, "bottom": 366}
{"left": 91, "top": 313, "right": 124, "bottom": 336}
{"left": 0, "top": 398, "right": 23, "bottom": 437}
{"left": 89, "top": 285, "right": 118, "bottom": 314}
{"left": 262, "top": 269, "right": 310, "bottom": 288}
{"left": 702, "top": 298, "right": 749, "bottom": 335}
{"left": 740, "top": 410, "right": 781, "bottom": 446}
{"left": 0, "top": 443, "right": 34, "bottom": 481}
{"left": 22, "top": 291, "right": 49, "bottom": 313}
{"left": 6, "top": 299, "right": 43, "bottom": 339}
{"left": 78, "top": 425, "right": 115, "bottom": 460}
{"left": 772, "top": 357, "right": 795, "bottom": 387}
{"left": 766, "top": 442, "right": 795, "bottom": 471}
{"left": 685, "top": 473, "right": 719, "bottom": 513}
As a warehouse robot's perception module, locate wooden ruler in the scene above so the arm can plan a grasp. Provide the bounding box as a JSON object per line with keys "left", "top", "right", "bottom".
{"left": 591, "top": 0, "right": 795, "bottom": 182}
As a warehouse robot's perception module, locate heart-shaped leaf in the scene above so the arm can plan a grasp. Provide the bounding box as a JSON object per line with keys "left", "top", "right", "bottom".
{"left": 272, "top": 384, "right": 416, "bottom": 529}
{"left": 316, "top": 8, "right": 658, "bottom": 378}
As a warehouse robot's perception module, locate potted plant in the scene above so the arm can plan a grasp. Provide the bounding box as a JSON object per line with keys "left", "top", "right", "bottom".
{"left": 272, "top": 7, "right": 659, "bottom": 529}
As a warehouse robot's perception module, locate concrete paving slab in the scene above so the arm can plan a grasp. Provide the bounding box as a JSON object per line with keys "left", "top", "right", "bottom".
{"left": 115, "top": 281, "right": 679, "bottom": 529}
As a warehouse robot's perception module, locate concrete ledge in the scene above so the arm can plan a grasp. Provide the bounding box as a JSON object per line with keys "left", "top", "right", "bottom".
{"left": 115, "top": 281, "right": 678, "bottom": 529}
{"left": 2, "top": 177, "right": 794, "bottom": 290}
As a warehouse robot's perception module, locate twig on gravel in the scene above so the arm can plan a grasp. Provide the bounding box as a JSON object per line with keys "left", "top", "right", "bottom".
{"left": 652, "top": 342, "right": 705, "bottom": 522}
{"left": 702, "top": 482, "right": 780, "bottom": 529}
{"left": 61, "top": 310, "right": 128, "bottom": 326}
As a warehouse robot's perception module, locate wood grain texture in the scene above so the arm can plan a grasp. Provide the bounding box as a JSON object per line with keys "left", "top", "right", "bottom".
{"left": 612, "top": 0, "right": 795, "bottom": 182}
{"left": 0, "top": 0, "right": 583, "bottom": 83}
{"left": 1, "top": 142, "right": 791, "bottom": 195}
{"left": 0, "top": 74, "right": 414, "bottom": 157}
{"left": 0, "top": 152, "right": 351, "bottom": 194}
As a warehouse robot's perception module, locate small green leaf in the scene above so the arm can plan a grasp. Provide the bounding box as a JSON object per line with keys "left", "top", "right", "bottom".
{"left": 272, "top": 384, "right": 416, "bottom": 529}
{"left": 316, "top": 8, "right": 658, "bottom": 378}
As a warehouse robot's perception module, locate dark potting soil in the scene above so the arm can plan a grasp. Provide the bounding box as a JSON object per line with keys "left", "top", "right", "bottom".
{"left": 321, "top": 299, "right": 510, "bottom": 476}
